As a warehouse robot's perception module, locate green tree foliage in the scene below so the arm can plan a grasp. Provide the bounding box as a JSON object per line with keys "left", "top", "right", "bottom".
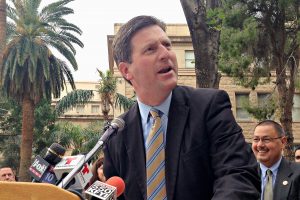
{"left": 219, "top": 0, "right": 299, "bottom": 159}
{"left": 0, "top": 96, "right": 21, "bottom": 135}
{"left": 1, "top": 0, "right": 83, "bottom": 180}
{"left": 115, "top": 92, "right": 136, "bottom": 112}
{"left": 0, "top": 97, "right": 21, "bottom": 171}
{"left": 0, "top": 98, "right": 105, "bottom": 172}
{"left": 33, "top": 99, "right": 57, "bottom": 154}
{"left": 55, "top": 89, "right": 94, "bottom": 117}
{"left": 242, "top": 94, "right": 277, "bottom": 121}
{"left": 52, "top": 121, "right": 104, "bottom": 159}
{"left": 0, "top": 98, "right": 55, "bottom": 171}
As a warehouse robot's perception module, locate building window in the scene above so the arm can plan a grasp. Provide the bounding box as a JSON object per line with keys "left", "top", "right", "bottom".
{"left": 185, "top": 50, "right": 195, "bottom": 68}
{"left": 76, "top": 105, "right": 85, "bottom": 113}
{"left": 91, "top": 105, "right": 100, "bottom": 114}
{"left": 293, "top": 94, "right": 300, "bottom": 121}
{"left": 236, "top": 93, "right": 250, "bottom": 120}
{"left": 257, "top": 93, "right": 271, "bottom": 106}
{"left": 257, "top": 92, "right": 274, "bottom": 119}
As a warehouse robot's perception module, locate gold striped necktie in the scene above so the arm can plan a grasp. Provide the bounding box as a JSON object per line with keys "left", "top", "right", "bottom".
{"left": 263, "top": 169, "right": 273, "bottom": 200}
{"left": 146, "top": 109, "right": 167, "bottom": 200}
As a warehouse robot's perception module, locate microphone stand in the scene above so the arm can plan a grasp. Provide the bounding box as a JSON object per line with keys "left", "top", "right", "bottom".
{"left": 57, "top": 119, "right": 123, "bottom": 189}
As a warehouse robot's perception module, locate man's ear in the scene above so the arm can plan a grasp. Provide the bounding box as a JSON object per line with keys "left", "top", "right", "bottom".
{"left": 281, "top": 136, "right": 288, "bottom": 146}
{"left": 119, "top": 62, "right": 131, "bottom": 80}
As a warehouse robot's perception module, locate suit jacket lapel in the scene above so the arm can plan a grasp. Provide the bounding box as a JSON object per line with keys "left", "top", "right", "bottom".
{"left": 274, "top": 158, "right": 293, "bottom": 200}
{"left": 123, "top": 103, "right": 147, "bottom": 199}
{"left": 165, "top": 88, "right": 189, "bottom": 200}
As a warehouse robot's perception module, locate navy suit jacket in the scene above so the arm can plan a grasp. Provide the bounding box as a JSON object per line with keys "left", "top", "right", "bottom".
{"left": 104, "top": 86, "right": 260, "bottom": 199}
{"left": 273, "top": 158, "right": 300, "bottom": 200}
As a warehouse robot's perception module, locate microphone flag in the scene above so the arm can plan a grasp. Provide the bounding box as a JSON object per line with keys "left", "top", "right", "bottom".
{"left": 29, "top": 155, "right": 50, "bottom": 181}
{"left": 54, "top": 155, "right": 92, "bottom": 189}
{"left": 85, "top": 181, "right": 117, "bottom": 200}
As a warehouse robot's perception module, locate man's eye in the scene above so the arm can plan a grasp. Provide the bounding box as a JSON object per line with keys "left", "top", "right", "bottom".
{"left": 163, "top": 42, "right": 172, "bottom": 49}
{"left": 144, "top": 47, "right": 155, "bottom": 53}
{"left": 263, "top": 138, "right": 271, "bottom": 143}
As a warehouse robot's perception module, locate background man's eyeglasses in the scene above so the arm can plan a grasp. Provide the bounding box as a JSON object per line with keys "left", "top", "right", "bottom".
{"left": 295, "top": 156, "right": 300, "bottom": 160}
{"left": 252, "top": 137, "right": 282, "bottom": 144}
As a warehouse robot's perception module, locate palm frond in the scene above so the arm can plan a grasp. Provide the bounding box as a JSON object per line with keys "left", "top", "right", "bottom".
{"left": 115, "top": 93, "right": 136, "bottom": 111}
{"left": 55, "top": 89, "right": 94, "bottom": 116}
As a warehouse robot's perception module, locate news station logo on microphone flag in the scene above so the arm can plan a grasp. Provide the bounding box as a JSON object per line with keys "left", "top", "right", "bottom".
{"left": 85, "top": 181, "right": 117, "bottom": 200}
{"left": 29, "top": 155, "right": 50, "bottom": 181}
{"left": 54, "top": 155, "right": 92, "bottom": 189}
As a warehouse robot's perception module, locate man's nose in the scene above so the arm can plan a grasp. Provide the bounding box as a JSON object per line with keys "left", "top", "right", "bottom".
{"left": 158, "top": 45, "right": 170, "bottom": 60}
{"left": 257, "top": 139, "right": 265, "bottom": 146}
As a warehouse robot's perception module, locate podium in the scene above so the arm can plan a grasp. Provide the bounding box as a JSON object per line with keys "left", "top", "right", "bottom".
{"left": 0, "top": 181, "right": 82, "bottom": 200}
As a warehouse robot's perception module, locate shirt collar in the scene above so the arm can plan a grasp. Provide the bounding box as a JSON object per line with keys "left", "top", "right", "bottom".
{"left": 137, "top": 92, "right": 172, "bottom": 124}
{"left": 260, "top": 157, "right": 282, "bottom": 177}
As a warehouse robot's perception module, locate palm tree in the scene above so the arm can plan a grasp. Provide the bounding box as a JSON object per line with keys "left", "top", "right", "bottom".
{"left": 97, "top": 69, "right": 117, "bottom": 121}
{"left": 54, "top": 70, "right": 135, "bottom": 122}
{"left": 1, "top": 0, "right": 83, "bottom": 181}
{"left": 0, "top": 0, "right": 6, "bottom": 77}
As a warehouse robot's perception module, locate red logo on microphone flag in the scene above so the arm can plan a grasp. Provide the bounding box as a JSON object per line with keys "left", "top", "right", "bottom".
{"left": 65, "top": 157, "right": 77, "bottom": 165}
{"left": 82, "top": 163, "right": 90, "bottom": 174}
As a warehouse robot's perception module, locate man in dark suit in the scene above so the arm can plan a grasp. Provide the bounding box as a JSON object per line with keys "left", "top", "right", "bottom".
{"left": 252, "top": 120, "right": 300, "bottom": 200}
{"left": 295, "top": 146, "right": 300, "bottom": 163}
{"left": 103, "top": 15, "right": 260, "bottom": 199}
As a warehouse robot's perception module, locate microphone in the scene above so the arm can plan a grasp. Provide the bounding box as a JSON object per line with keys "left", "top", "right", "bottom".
{"left": 85, "top": 176, "right": 125, "bottom": 200}
{"left": 29, "top": 143, "right": 66, "bottom": 183}
{"left": 100, "top": 118, "right": 125, "bottom": 142}
{"left": 54, "top": 155, "right": 93, "bottom": 190}
{"left": 57, "top": 118, "right": 125, "bottom": 189}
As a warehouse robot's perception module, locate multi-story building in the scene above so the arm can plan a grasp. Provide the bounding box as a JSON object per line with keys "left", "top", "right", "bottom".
{"left": 54, "top": 23, "right": 300, "bottom": 145}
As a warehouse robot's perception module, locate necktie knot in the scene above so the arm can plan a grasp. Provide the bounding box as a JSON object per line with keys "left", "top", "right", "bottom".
{"left": 150, "top": 109, "right": 160, "bottom": 119}
{"left": 266, "top": 169, "right": 272, "bottom": 176}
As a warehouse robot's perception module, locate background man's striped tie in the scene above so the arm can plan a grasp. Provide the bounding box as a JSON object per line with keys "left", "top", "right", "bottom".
{"left": 146, "top": 109, "right": 167, "bottom": 200}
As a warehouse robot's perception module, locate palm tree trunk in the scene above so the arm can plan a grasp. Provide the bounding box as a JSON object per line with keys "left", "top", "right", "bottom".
{"left": 0, "top": 0, "right": 6, "bottom": 79}
{"left": 18, "top": 95, "right": 35, "bottom": 181}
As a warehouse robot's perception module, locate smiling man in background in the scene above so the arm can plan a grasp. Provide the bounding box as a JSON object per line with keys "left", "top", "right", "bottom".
{"left": 295, "top": 146, "right": 300, "bottom": 163}
{"left": 252, "top": 120, "right": 300, "bottom": 200}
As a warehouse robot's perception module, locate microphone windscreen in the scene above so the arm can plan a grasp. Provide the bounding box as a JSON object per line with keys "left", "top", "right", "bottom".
{"left": 106, "top": 176, "right": 125, "bottom": 197}
{"left": 44, "top": 143, "right": 66, "bottom": 165}
{"left": 50, "top": 143, "right": 66, "bottom": 156}
{"left": 110, "top": 118, "right": 125, "bottom": 131}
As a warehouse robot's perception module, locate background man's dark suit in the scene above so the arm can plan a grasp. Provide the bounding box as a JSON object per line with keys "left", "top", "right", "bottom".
{"left": 273, "top": 158, "right": 300, "bottom": 200}
{"left": 104, "top": 86, "right": 260, "bottom": 199}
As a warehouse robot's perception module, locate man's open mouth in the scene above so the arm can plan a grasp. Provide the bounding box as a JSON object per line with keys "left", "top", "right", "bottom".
{"left": 158, "top": 67, "right": 172, "bottom": 74}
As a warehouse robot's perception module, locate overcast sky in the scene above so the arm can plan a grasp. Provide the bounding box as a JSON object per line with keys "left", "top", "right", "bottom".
{"left": 64, "top": 0, "right": 187, "bottom": 81}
